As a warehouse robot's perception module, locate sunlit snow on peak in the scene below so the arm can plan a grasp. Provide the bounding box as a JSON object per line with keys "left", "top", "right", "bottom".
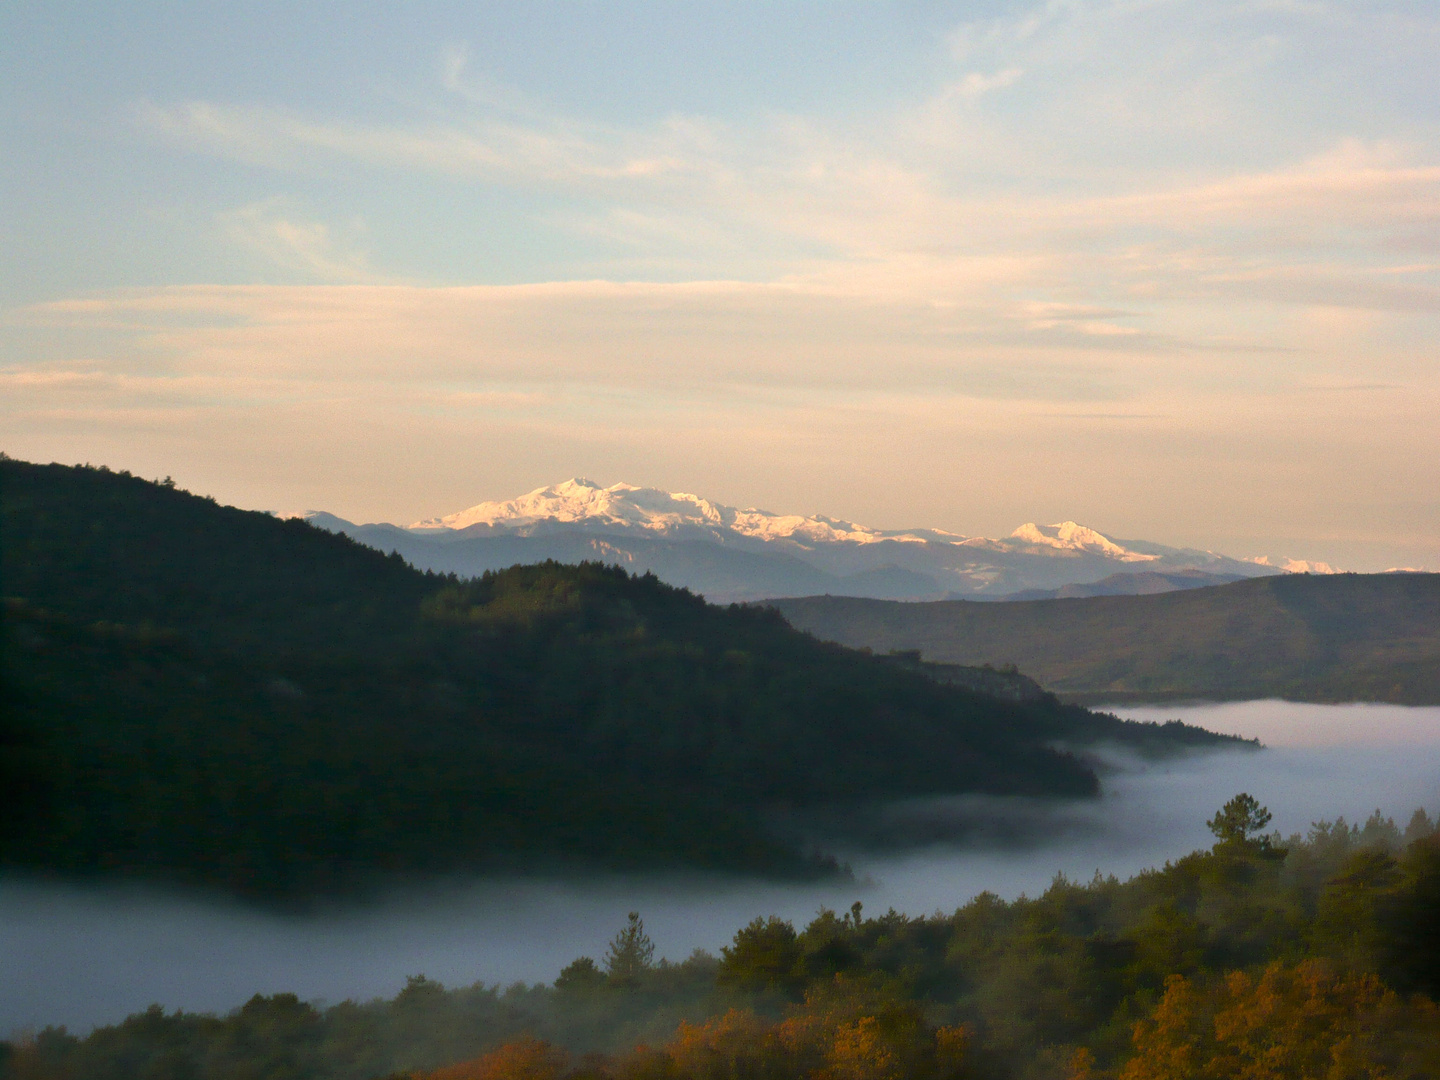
{"left": 411, "top": 479, "right": 929, "bottom": 545}
{"left": 1245, "top": 555, "right": 1341, "bottom": 575}
{"left": 399, "top": 480, "right": 1335, "bottom": 588}
{"left": 1008, "top": 521, "right": 1159, "bottom": 562}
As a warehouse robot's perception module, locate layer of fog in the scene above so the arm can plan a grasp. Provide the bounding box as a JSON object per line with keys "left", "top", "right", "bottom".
{"left": 4, "top": 701, "right": 1438, "bottom": 1036}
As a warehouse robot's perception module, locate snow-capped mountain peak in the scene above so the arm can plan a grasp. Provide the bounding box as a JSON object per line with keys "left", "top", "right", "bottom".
{"left": 1008, "top": 521, "right": 1159, "bottom": 562}
{"left": 411, "top": 482, "right": 1255, "bottom": 571}
{"left": 412, "top": 479, "right": 914, "bottom": 545}
{"left": 416, "top": 478, "right": 662, "bottom": 531}
{"left": 1245, "top": 555, "right": 1340, "bottom": 575}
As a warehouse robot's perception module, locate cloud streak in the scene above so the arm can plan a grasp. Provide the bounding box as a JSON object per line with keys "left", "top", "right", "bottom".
{"left": 135, "top": 97, "right": 700, "bottom": 186}
{"left": 130, "top": 71, "right": 1440, "bottom": 318}
{"left": 218, "top": 199, "right": 394, "bottom": 284}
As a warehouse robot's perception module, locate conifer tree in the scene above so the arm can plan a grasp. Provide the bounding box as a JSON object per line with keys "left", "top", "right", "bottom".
{"left": 604, "top": 912, "right": 655, "bottom": 985}
{"left": 1208, "top": 793, "right": 1278, "bottom": 853}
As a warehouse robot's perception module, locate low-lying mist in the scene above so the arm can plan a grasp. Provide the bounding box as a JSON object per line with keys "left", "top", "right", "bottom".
{"left": 4, "top": 701, "right": 1437, "bottom": 1037}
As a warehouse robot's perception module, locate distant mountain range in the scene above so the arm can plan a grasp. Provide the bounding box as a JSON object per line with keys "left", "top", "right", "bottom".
{"left": 301, "top": 478, "right": 1334, "bottom": 602}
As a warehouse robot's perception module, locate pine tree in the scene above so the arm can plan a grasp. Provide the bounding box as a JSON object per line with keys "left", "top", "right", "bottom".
{"left": 1207, "top": 793, "right": 1280, "bottom": 854}
{"left": 604, "top": 912, "right": 655, "bottom": 985}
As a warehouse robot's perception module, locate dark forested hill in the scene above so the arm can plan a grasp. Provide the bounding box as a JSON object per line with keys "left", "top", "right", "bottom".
{"left": 772, "top": 573, "right": 1440, "bottom": 704}
{"left": 0, "top": 459, "right": 1240, "bottom": 899}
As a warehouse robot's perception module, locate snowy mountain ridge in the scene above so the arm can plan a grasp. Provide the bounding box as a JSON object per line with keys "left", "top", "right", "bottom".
{"left": 302, "top": 478, "right": 1335, "bottom": 602}
{"left": 412, "top": 478, "right": 940, "bottom": 546}
{"left": 411, "top": 477, "right": 1168, "bottom": 561}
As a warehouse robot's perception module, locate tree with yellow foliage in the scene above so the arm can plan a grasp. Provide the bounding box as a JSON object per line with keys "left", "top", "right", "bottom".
{"left": 1120, "top": 960, "right": 1440, "bottom": 1079}
{"left": 426, "top": 1039, "right": 569, "bottom": 1080}
{"left": 418, "top": 979, "right": 975, "bottom": 1080}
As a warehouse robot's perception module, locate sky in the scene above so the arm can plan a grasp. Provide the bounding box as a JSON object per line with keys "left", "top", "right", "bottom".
{"left": 2, "top": 1, "right": 1438, "bottom": 569}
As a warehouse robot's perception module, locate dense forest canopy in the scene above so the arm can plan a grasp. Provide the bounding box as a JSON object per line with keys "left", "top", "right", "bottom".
{"left": 773, "top": 572, "right": 1440, "bottom": 705}
{"left": 5, "top": 798, "right": 1439, "bottom": 1080}
{"left": 0, "top": 459, "right": 1240, "bottom": 899}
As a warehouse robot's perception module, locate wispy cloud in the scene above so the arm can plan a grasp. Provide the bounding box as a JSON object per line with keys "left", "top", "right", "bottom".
{"left": 134, "top": 95, "right": 700, "bottom": 186}
{"left": 219, "top": 199, "right": 392, "bottom": 284}
{"left": 129, "top": 31, "right": 1440, "bottom": 313}
{"left": 949, "top": 68, "right": 1025, "bottom": 98}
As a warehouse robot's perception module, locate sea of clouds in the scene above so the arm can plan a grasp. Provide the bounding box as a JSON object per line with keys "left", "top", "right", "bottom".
{"left": 3, "top": 701, "right": 1437, "bottom": 1035}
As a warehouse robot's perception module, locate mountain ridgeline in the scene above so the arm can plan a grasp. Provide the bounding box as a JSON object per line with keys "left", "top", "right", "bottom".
{"left": 773, "top": 573, "right": 1440, "bottom": 705}
{"left": 0, "top": 460, "right": 1241, "bottom": 899}
{"left": 303, "top": 477, "right": 1283, "bottom": 603}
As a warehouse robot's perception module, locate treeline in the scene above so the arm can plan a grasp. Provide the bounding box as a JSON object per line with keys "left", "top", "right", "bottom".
{"left": 6, "top": 798, "right": 1439, "bottom": 1080}
{"left": 1, "top": 460, "right": 1242, "bottom": 899}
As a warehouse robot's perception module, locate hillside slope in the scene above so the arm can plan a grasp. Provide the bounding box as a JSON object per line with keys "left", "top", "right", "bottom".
{"left": 772, "top": 574, "right": 1440, "bottom": 704}
{"left": 0, "top": 460, "right": 1242, "bottom": 899}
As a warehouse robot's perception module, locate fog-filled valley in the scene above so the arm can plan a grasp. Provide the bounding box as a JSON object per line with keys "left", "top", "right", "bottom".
{"left": 6, "top": 462, "right": 1440, "bottom": 1078}
{"left": 5, "top": 701, "right": 1437, "bottom": 1038}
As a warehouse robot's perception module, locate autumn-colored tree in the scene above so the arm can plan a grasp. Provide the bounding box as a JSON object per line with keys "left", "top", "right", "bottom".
{"left": 781, "top": 979, "right": 966, "bottom": 1080}
{"left": 426, "top": 1039, "right": 569, "bottom": 1080}
{"left": 823, "top": 1015, "right": 900, "bottom": 1080}
{"left": 1119, "top": 960, "right": 1440, "bottom": 1080}
{"left": 659, "top": 1009, "right": 796, "bottom": 1080}
{"left": 1065, "top": 1047, "right": 1097, "bottom": 1080}
{"left": 603, "top": 979, "right": 972, "bottom": 1080}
